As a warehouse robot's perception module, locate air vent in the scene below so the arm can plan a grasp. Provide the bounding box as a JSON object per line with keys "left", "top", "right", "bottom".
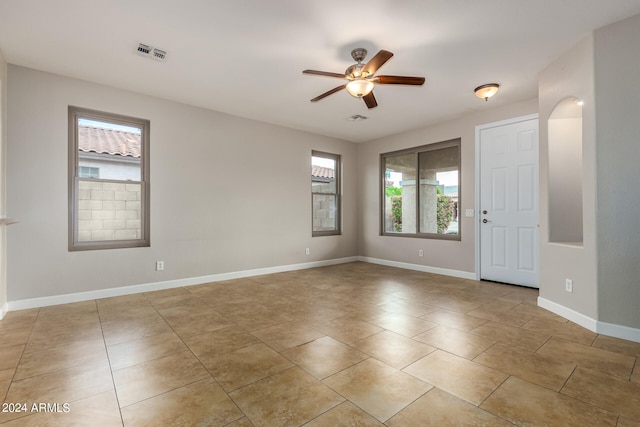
{"left": 135, "top": 43, "right": 167, "bottom": 62}
{"left": 152, "top": 48, "right": 167, "bottom": 61}
{"left": 136, "top": 43, "right": 152, "bottom": 55}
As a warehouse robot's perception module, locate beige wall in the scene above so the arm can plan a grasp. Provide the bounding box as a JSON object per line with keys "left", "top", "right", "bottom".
{"left": 594, "top": 13, "right": 640, "bottom": 329}
{"left": 0, "top": 50, "right": 7, "bottom": 317}
{"left": 539, "top": 12, "right": 640, "bottom": 334}
{"left": 6, "top": 66, "right": 358, "bottom": 301}
{"left": 538, "top": 34, "right": 598, "bottom": 320}
{"left": 356, "top": 98, "right": 538, "bottom": 274}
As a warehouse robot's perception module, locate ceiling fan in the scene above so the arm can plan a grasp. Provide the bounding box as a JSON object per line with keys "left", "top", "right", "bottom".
{"left": 303, "top": 48, "right": 425, "bottom": 109}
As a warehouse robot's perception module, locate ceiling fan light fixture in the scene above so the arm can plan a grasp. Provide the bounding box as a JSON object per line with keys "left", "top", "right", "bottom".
{"left": 346, "top": 79, "right": 374, "bottom": 98}
{"left": 474, "top": 83, "right": 500, "bottom": 101}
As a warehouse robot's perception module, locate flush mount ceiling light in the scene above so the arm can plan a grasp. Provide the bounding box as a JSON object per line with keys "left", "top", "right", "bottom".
{"left": 474, "top": 83, "right": 500, "bottom": 101}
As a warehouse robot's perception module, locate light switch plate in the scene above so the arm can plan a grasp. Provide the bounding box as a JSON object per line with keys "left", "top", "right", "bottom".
{"left": 465, "top": 209, "right": 474, "bottom": 217}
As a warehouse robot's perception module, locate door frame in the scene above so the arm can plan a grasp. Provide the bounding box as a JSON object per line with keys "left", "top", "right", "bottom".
{"left": 474, "top": 113, "right": 539, "bottom": 282}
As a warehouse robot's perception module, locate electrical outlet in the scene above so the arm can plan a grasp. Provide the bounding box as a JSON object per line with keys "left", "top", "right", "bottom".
{"left": 565, "top": 279, "right": 573, "bottom": 293}
{"left": 418, "top": 249, "right": 424, "bottom": 257}
{"left": 305, "top": 248, "right": 310, "bottom": 255}
{"left": 156, "top": 261, "right": 164, "bottom": 271}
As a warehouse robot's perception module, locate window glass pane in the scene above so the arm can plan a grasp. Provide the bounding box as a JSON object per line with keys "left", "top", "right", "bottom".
{"left": 383, "top": 153, "right": 416, "bottom": 234}
{"left": 77, "top": 180, "right": 142, "bottom": 242}
{"left": 418, "top": 145, "right": 459, "bottom": 235}
{"left": 312, "top": 152, "right": 340, "bottom": 235}
{"left": 78, "top": 118, "right": 141, "bottom": 181}
{"left": 311, "top": 156, "right": 336, "bottom": 193}
{"left": 312, "top": 194, "right": 337, "bottom": 232}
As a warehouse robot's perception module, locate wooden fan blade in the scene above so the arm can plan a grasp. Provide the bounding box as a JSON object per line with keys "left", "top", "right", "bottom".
{"left": 303, "top": 69, "right": 346, "bottom": 79}
{"left": 363, "top": 91, "right": 378, "bottom": 109}
{"left": 310, "top": 84, "right": 347, "bottom": 102}
{"left": 376, "top": 75, "right": 426, "bottom": 85}
{"left": 362, "top": 50, "right": 394, "bottom": 76}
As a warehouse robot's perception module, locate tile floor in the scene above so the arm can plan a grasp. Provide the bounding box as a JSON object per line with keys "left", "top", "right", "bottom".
{"left": 0, "top": 262, "right": 639, "bottom": 426}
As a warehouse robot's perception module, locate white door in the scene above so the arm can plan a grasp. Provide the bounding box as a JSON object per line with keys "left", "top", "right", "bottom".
{"left": 479, "top": 117, "right": 539, "bottom": 288}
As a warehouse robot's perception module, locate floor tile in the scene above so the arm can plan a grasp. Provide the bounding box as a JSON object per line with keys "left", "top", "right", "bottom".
{"left": 25, "top": 321, "right": 104, "bottom": 353}
{"left": 403, "top": 350, "right": 508, "bottom": 405}
{"left": 324, "top": 358, "right": 432, "bottom": 422}
{"left": 1, "top": 363, "right": 113, "bottom": 423}
{"left": 230, "top": 367, "right": 344, "bottom": 426}
{"left": 101, "top": 314, "right": 173, "bottom": 346}
{"left": 314, "top": 316, "right": 384, "bottom": 344}
{"left": 377, "top": 299, "right": 437, "bottom": 317}
{"left": 387, "top": 387, "right": 513, "bottom": 427}
{"left": 144, "top": 287, "right": 199, "bottom": 307}
{"left": 251, "top": 321, "right": 325, "bottom": 352}
{"left": 474, "top": 342, "right": 576, "bottom": 391}
{"left": 351, "top": 330, "right": 435, "bottom": 369}
{"left": 121, "top": 378, "right": 243, "bottom": 426}
{"left": 304, "top": 401, "right": 384, "bottom": 426}
{"left": 617, "top": 416, "right": 640, "bottom": 427}
{"left": 163, "top": 310, "right": 233, "bottom": 338}
{"left": 413, "top": 325, "right": 495, "bottom": 360}
{"left": 521, "top": 315, "right": 597, "bottom": 346}
{"left": 97, "top": 293, "right": 151, "bottom": 314}
{"left": 15, "top": 339, "right": 107, "bottom": 380}
{"left": 0, "top": 390, "right": 122, "bottom": 427}
{"left": 0, "top": 309, "right": 39, "bottom": 332}
{"left": 367, "top": 312, "right": 437, "bottom": 337}
{"left": 223, "top": 417, "right": 255, "bottom": 427}
{"left": 107, "top": 331, "right": 187, "bottom": 370}
{"left": 113, "top": 350, "right": 209, "bottom": 407}
{"left": 0, "top": 345, "right": 24, "bottom": 372}
{"left": 4, "top": 262, "right": 640, "bottom": 426}
{"left": 470, "top": 321, "right": 550, "bottom": 352}
{"left": 591, "top": 334, "right": 640, "bottom": 358}
{"left": 281, "top": 336, "right": 368, "bottom": 379}
{"left": 201, "top": 342, "right": 293, "bottom": 392}
{"left": 562, "top": 366, "right": 640, "bottom": 420}
{"left": 481, "top": 376, "right": 617, "bottom": 427}
{"left": 0, "top": 327, "right": 35, "bottom": 350}
{"left": 420, "top": 309, "right": 489, "bottom": 332}
{"left": 537, "top": 337, "right": 635, "bottom": 378}
{"left": 182, "top": 326, "right": 259, "bottom": 359}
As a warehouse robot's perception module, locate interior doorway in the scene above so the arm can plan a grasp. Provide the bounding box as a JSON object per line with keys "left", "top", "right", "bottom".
{"left": 476, "top": 115, "right": 539, "bottom": 288}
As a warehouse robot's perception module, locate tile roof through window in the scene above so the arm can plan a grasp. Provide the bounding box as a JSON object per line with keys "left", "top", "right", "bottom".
{"left": 78, "top": 124, "right": 141, "bottom": 158}
{"left": 312, "top": 165, "right": 334, "bottom": 180}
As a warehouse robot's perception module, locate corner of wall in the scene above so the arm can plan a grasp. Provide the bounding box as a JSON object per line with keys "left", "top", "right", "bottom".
{"left": 0, "top": 49, "right": 8, "bottom": 317}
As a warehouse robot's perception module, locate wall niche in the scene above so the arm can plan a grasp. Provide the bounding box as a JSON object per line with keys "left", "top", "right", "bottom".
{"left": 548, "top": 97, "right": 583, "bottom": 244}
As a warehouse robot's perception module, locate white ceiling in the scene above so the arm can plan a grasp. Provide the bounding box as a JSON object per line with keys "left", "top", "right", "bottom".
{"left": 1, "top": 1, "right": 640, "bottom": 143}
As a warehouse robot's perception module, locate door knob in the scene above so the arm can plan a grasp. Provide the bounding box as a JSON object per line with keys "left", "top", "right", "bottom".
{"left": 482, "top": 219, "right": 488, "bottom": 223}
{"left": 482, "top": 210, "right": 488, "bottom": 214}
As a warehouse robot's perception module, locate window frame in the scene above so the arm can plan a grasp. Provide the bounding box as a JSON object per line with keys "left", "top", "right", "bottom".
{"left": 380, "top": 138, "right": 461, "bottom": 240}
{"left": 311, "top": 150, "right": 341, "bottom": 237}
{"left": 68, "top": 106, "right": 150, "bottom": 251}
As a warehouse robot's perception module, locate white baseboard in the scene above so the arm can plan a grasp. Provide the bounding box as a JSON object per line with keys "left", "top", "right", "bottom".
{"left": 7, "top": 256, "right": 360, "bottom": 312}
{"left": 537, "top": 297, "right": 598, "bottom": 331}
{"left": 596, "top": 321, "right": 640, "bottom": 343}
{"left": 359, "top": 256, "right": 476, "bottom": 280}
{"left": 0, "top": 302, "right": 7, "bottom": 320}
{"left": 538, "top": 296, "right": 640, "bottom": 343}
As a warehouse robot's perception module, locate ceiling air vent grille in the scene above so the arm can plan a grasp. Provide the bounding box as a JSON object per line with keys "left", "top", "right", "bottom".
{"left": 152, "top": 48, "right": 167, "bottom": 61}
{"left": 137, "top": 43, "right": 152, "bottom": 55}
{"left": 136, "top": 43, "right": 167, "bottom": 62}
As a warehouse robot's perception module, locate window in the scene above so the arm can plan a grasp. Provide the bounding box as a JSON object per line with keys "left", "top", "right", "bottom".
{"left": 381, "top": 139, "right": 460, "bottom": 239}
{"left": 68, "top": 106, "right": 150, "bottom": 250}
{"left": 312, "top": 151, "right": 341, "bottom": 236}
{"left": 78, "top": 166, "right": 100, "bottom": 179}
